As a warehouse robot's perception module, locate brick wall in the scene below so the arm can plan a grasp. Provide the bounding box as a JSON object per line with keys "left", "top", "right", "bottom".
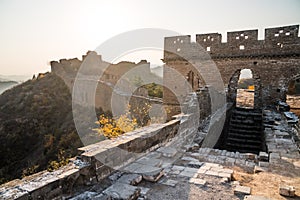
{"left": 163, "top": 25, "right": 300, "bottom": 113}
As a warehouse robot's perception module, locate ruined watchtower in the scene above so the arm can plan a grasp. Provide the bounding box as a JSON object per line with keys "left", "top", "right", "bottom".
{"left": 163, "top": 25, "right": 300, "bottom": 114}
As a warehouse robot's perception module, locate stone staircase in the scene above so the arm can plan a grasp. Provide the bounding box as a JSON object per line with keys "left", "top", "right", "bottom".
{"left": 223, "top": 107, "right": 264, "bottom": 154}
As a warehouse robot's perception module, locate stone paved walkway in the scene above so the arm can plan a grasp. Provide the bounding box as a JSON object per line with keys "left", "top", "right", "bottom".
{"left": 69, "top": 109, "right": 300, "bottom": 200}
{"left": 69, "top": 145, "right": 268, "bottom": 200}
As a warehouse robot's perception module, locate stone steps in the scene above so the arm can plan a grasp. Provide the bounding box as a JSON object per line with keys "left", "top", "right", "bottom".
{"left": 229, "top": 128, "right": 261, "bottom": 135}
{"left": 225, "top": 143, "right": 261, "bottom": 154}
{"left": 230, "top": 119, "right": 256, "bottom": 125}
{"left": 229, "top": 131, "right": 261, "bottom": 138}
{"left": 229, "top": 123, "right": 262, "bottom": 130}
{"left": 232, "top": 115, "right": 262, "bottom": 120}
{"left": 223, "top": 108, "right": 264, "bottom": 154}
{"left": 233, "top": 109, "right": 262, "bottom": 117}
{"left": 227, "top": 137, "right": 261, "bottom": 145}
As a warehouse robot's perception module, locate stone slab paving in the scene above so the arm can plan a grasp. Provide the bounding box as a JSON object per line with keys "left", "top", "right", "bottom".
{"left": 138, "top": 186, "right": 151, "bottom": 197}
{"left": 264, "top": 110, "right": 300, "bottom": 160}
{"left": 135, "top": 157, "right": 162, "bottom": 167}
{"left": 179, "top": 170, "right": 196, "bottom": 178}
{"left": 156, "top": 147, "right": 178, "bottom": 158}
{"left": 68, "top": 147, "right": 248, "bottom": 200}
{"left": 71, "top": 151, "right": 242, "bottom": 199}
{"left": 116, "top": 174, "right": 142, "bottom": 185}
{"left": 102, "top": 183, "right": 141, "bottom": 199}
{"left": 69, "top": 191, "right": 98, "bottom": 200}
{"left": 161, "top": 179, "right": 179, "bottom": 187}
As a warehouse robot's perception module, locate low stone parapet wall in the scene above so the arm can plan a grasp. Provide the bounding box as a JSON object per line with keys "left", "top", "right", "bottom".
{"left": 0, "top": 119, "right": 181, "bottom": 199}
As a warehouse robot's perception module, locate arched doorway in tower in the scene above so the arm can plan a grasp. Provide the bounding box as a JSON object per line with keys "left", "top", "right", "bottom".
{"left": 236, "top": 69, "right": 255, "bottom": 109}
{"left": 286, "top": 75, "right": 300, "bottom": 118}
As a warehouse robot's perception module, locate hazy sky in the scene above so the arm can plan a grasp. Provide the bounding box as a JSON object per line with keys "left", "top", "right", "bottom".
{"left": 0, "top": 0, "right": 300, "bottom": 76}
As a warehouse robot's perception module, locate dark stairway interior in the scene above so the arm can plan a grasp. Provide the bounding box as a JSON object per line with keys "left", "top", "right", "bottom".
{"left": 219, "top": 107, "right": 265, "bottom": 154}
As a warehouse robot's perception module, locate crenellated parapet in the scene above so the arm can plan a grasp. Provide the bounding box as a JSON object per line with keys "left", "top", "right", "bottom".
{"left": 164, "top": 25, "right": 300, "bottom": 61}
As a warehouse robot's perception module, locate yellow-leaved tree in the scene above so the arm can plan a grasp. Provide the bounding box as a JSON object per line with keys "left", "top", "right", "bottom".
{"left": 94, "top": 112, "right": 138, "bottom": 139}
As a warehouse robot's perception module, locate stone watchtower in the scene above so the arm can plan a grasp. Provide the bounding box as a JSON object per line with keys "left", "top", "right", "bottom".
{"left": 163, "top": 25, "right": 300, "bottom": 115}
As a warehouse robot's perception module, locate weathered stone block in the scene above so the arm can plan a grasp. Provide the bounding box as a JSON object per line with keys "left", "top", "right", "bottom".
{"left": 70, "top": 191, "right": 99, "bottom": 199}
{"left": 244, "top": 195, "right": 271, "bottom": 200}
{"left": 96, "top": 165, "right": 113, "bottom": 181}
{"left": 142, "top": 168, "right": 164, "bottom": 182}
{"left": 203, "top": 162, "right": 221, "bottom": 168}
{"left": 235, "top": 159, "right": 246, "bottom": 167}
{"left": 171, "top": 165, "right": 185, "bottom": 171}
{"left": 210, "top": 167, "right": 223, "bottom": 173}
{"left": 190, "top": 153, "right": 201, "bottom": 158}
{"left": 226, "top": 152, "right": 232, "bottom": 157}
{"left": 156, "top": 146, "right": 177, "bottom": 157}
{"left": 117, "top": 174, "right": 142, "bottom": 186}
{"left": 108, "top": 171, "right": 123, "bottom": 182}
{"left": 134, "top": 164, "right": 163, "bottom": 176}
{"left": 189, "top": 178, "right": 206, "bottom": 186}
{"left": 207, "top": 155, "right": 217, "bottom": 163}
{"left": 139, "top": 187, "right": 150, "bottom": 196}
{"left": 245, "top": 161, "right": 256, "bottom": 170}
{"left": 162, "top": 179, "right": 178, "bottom": 187}
{"left": 200, "top": 164, "right": 211, "bottom": 171}
{"left": 92, "top": 193, "right": 111, "bottom": 200}
{"left": 145, "top": 152, "right": 161, "bottom": 159}
{"left": 269, "top": 152, "right": 280, "bottom": 163}
{"left": 197, "top": 168, "right": 207, "bottom": 174}
{"left": 169, "top": 169, "right": 181, "bottom": 175}
{"left": 181, "top": 156, "right": 198, "bottom": 162}
{"left": 103, "top": 183, "right": 141, "bottom": 200}
{"left": 184, "top": 167, "right": 199, "bottom": 173}
{"left": 253, "top": 165, "right": 266, "bottom": 173}
{"left": 135, "top": 157, "right": 162, "bottom": 167}
{"left": 235, "top": 152, "right": 241, "bottom": 159}
{"left": 220, "top": 168, "right": 234, "bottom": 174}
{"left": 188, "top": 161, "right": 203, "bottom": 168}
{"left": 225, "top": 157, "right": 236, "bottom": 166}
{"left": 218, "top": 172, "right": 232, "bottom": 180}
{"left": 230, "top": 152, "right": 236, "bottom": 158}
{"left": 221, "top": 150, "right": 227, "bottom": 156}
{"left": 220, "top": 177, "right": 230, "bottom": 184}
{"left": 179, "top": 170, "right": 196, "bottom": 178}
{"left": 205, "top": 170, "right": 219, "bottom": 177}
{"left": 279, "top": 185, "right": 295, "bottom": 197}
{"left": 258, "top": 162, "right": 269, "bottom": 168}
{"left": 1, "top": 189, "right": 30, "bottom": 200}
{"left": 258, "top": 152, "right": 269, "bottom": 161}
{"left": 234, "top": 185, "right": 251, "bottom": 195}
{"left": 242, "top": 153, "right": 257, "bottom": 160}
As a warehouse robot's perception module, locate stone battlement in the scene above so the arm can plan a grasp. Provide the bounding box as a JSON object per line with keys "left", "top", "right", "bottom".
{"left": 164, "top": 25, "right": 300, "bottom": 60}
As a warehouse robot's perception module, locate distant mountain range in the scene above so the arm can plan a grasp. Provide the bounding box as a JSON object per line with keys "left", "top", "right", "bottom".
{"left": 0, "top": 74, "right": 31, "bottom": 82}
{"left": 0, "top": 75, "right": 32, "bottom": 95}
{"left": 0, "top": 80, "right": 18, "bottom": 95}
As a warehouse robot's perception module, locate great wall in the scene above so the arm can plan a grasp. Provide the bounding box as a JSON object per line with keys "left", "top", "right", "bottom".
{"left": 1, "top": 25, "right": 300, "bottom": 199}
